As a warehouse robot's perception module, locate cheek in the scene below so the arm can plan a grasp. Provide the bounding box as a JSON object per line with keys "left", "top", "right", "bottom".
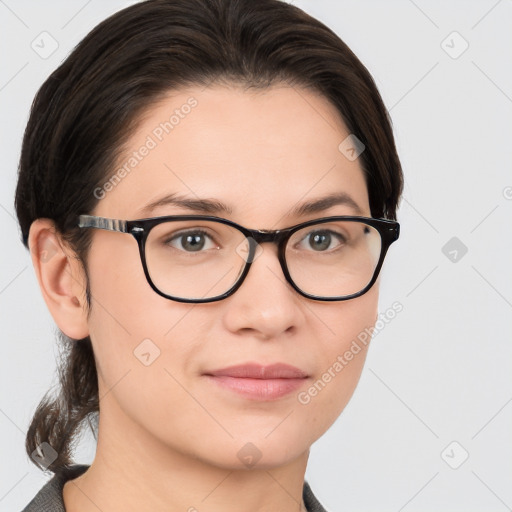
{"left": 85, "top": 235, "right": 203, "bottom": 389}
{"left": 85, "top": 238, "right": 215, "bottom": 449}
{"left": 297, "top": 285, "right": 378, "bottom": 437}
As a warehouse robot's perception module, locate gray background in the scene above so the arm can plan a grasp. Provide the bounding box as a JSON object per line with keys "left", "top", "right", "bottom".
{"left": 1, "top": 1, "right": 511, "bottom": 510}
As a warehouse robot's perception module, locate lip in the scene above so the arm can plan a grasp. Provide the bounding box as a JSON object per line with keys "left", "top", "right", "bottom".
{"left": 204, "top": 363, "right": 309, "bottom": 401}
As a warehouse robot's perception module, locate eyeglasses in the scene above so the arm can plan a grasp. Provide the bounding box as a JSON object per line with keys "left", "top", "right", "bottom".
{"left": 77, "top": 214, "right": 399, "bottom": 303}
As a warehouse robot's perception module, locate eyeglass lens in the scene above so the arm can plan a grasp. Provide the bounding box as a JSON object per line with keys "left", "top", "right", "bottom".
{"left": 144, "top": 219, "right": 382, "bottom": 300}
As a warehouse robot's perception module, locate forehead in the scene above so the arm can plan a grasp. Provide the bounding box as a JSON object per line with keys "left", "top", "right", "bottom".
{"left": 94, "top": 83, "right": 370, "bottom": 224}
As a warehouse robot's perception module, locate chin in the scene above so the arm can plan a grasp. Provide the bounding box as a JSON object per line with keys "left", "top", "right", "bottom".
{"left": 189, "top": 433, "right": 311, "bottom": 471}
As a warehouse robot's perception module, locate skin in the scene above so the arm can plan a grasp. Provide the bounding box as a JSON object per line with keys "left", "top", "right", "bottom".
{"left": 29, "top": 83, "right": 380, "bottom": 512}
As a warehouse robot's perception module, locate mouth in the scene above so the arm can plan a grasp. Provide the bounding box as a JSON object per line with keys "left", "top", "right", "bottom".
{"left": 203, "top": 363, "right": 309, "bottom": 401}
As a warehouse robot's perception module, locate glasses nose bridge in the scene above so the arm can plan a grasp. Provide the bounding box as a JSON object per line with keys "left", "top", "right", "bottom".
{"left": 247, "top": 228, "right": 288, "bottom": 250}
{"left": 235, "top": 228, "right": 289, "bottom": 297}
{"left": 241, "top": 228, "right": 290, "bottom": 271}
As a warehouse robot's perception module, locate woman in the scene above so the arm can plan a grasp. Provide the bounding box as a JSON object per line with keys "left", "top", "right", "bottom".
{"left": 17, "top": 0, "right": 403, "bottom": 510}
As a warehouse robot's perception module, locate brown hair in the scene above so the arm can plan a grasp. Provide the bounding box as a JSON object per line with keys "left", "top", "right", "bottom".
{"left": 15, "top": 0, "right": 403, "bottom": 475}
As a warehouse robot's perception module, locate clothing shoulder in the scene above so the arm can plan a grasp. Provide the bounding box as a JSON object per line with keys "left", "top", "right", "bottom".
{"left": 303, "top": 480, "right": 329, "bottom": 512}
{"left": 21, "top": 464, "right": 90, "bottom": 512}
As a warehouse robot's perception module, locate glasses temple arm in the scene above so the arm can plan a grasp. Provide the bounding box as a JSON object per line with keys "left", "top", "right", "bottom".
{"left": 78, "top": 214, "right": 128, "bottom": 233}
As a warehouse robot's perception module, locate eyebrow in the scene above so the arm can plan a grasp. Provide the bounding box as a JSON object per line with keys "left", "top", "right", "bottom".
{"left": 137, "top": 191, "right": 363, "bottom": 217}
{"left": 138, "top": 193, "right": 233, "bottom": 216}
{"left": 292, "top": 192, "right": 364, "bottom": 216}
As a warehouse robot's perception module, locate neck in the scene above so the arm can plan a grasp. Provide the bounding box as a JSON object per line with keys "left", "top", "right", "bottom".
{"left": 63, "top": 390, "right": 309, "bottom": 512}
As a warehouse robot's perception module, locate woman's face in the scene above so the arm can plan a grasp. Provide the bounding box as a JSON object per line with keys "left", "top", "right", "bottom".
{"left": 82, "top": 84, "right": 379, "bottom": 469}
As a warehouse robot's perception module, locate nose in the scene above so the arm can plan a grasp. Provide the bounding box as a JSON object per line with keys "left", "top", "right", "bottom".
{"left": 221, "top": 242, "right": 305, "bottom": 340}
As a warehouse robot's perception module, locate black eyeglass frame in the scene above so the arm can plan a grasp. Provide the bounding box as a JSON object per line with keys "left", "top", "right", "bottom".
{"left": 77, "top": 214, "right": 400, "bottom": 303}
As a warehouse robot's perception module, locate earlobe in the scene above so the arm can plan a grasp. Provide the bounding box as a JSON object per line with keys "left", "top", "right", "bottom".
{"left": 28, "top": 218, "right": 89, "bottom": 340}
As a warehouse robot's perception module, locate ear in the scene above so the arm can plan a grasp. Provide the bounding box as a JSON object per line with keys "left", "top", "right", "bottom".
{"left": 28, "top": 218, "right": 89, "bottom": 340}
